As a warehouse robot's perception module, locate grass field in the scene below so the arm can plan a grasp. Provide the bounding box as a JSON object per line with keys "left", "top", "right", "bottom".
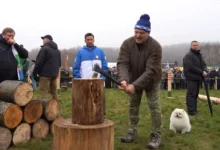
{"left": 9, "top": 88, "right": 220, "bottom": 150}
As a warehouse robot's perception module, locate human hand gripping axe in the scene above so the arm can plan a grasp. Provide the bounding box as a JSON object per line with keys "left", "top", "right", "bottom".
{"left": 93, "top": 64, "right": 121, "bottom": 86}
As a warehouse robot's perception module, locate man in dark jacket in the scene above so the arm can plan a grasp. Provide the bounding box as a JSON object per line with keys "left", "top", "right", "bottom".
{"left": 0, "top": 27, "right": 28, "bottom": 83}
{"left": 33, "top": 35, "right": 61, "bottom": 100}
{"left": 183, "top": 41, "right": 207, "bottom": 116}
{"left": 117, "top": 14, "right": 162, "bottom": 149}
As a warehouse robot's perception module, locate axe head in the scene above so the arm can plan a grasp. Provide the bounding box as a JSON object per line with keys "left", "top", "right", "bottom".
{"left": 92, "top": 72, "right": 98, "bottom": 78}
{"left": 94, "top": 64, "right": 102, "bottom": 73}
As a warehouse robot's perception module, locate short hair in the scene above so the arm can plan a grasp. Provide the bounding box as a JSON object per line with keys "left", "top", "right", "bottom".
{"left": 85, "top": 33, "right": 94, "bottom": 39}
{"left": 191, "top": 40, "right": 198, "bottom": 44}
{"left": 2, "top": 27, "right": 15, "bottom": 35}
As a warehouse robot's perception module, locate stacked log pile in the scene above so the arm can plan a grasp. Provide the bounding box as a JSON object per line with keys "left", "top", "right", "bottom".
{"left": 0, "top": 80, "right": 62, "bottom": 150}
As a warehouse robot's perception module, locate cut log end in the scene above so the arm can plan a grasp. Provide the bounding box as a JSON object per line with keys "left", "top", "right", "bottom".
{"left": 0, "top": 126, "right": 12, "bottom": 150}
{"left": 14, "top": 82, "right": 33, "bottom": 106}
{"left": 45, "top": 100, "right": 60, "bottom": 121}
{"left": 32, "top": 119, "right": 49, "bottom": 139}
{"left": 12, "top": 123, "right": 31, "bottom": 145}
{"left": 3, "top": 103, "right": 23, "bottom": 129}
{"left": 0, "top": 80, "right": 33, "bottom": 106}
{"left": 24, "top": 100, "right": 43, "bottom": 123}
{"left": 50, "top": 115, "right": 65, "bottom": 135}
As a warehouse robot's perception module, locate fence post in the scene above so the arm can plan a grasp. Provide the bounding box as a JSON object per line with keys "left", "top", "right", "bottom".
{"left": 167, "top": 70, "right": 172, "bottom": 98}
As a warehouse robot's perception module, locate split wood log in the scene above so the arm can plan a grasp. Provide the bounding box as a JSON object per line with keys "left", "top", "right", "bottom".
{"left": 0, "top": 80, "right": 33, "bottom": 106}
{"left": 12, "top": 123, "right": 31, "bottom": 145}
{"left": 0, "top": 126, "right": 12, "bottom": 150}
{"left": 23, "top": 99, "right": 43, "bottom": 123}
{"left": 72, "top": 78, "right": 104, "bottom": 125}
{"left": 0, "top": 101, "right": 23, "bottom": 129}
{"left": 32, "top": 118, "right": 49, "bottom": 139}
{"left": 53, "top": 118, "right": 114, "bottom": 150}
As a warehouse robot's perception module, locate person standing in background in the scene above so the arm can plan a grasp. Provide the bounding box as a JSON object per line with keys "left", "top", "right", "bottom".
{"left": 0, "top": 27, "right": 28, "bottom": 83}
{"left": 33, "top": 35, "right": 61, "bottom": 100}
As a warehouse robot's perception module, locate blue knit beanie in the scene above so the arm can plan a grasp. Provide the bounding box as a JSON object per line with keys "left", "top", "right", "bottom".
{"left": 134, "top": 14, "right": 151, "bottom": 32}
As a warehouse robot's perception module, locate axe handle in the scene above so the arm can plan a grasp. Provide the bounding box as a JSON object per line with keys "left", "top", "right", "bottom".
{"left": 99, "top": 70, "right": 121, "bottom": 86}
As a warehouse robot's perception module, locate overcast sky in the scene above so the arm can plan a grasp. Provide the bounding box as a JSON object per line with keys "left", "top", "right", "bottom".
{"left": 1, "top": 0, "right": 220, "bottom": 50}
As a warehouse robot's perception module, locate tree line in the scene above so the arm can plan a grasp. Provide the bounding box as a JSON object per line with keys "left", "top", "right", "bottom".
{"left": 28, "top": 42, "right": 220, "bottom": 67}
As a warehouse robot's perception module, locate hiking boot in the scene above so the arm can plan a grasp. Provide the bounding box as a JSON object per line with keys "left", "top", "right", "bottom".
{"left": 121, "top": 131, "right": 138, "bottom": 143}
{"left": 146, "top": 134, "right": 161, "bottom": 149}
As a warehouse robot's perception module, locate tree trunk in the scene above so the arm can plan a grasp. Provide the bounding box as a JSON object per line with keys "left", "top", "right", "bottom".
{"left": 0, "top": 101, "right": 23, "bottom": 129}
{"left": 53, "top": 118, "right": 114, "bottom": 150}
{"left": 0, "top": 80, "right": 33, "bottom": 106}
{"left": 32, "top": 118, "right": 49, "bottom": 139}
{"left": 50, "top": 115, "right": 65, "bottom": 135}
{"left": 12, "top": 123, "right": 31, "bottom": 145}
{"left": 72, "top": 79, "right": 104, "bottom": 125}
{"left": 23, "top": 99, "right": 43, "bottom": 123}
{"left": 0, "top": 126, "right": 12, "bottom": 150}
{"left": 39, "top": 99, "right": 60, "bottom": 121}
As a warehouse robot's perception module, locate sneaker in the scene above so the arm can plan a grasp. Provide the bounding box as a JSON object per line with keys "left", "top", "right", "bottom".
{"left": 146, "top": 134, "right": 161, "bottom": 149}
{"left": 121, "top": 131, "right": 138, "bottom": 143}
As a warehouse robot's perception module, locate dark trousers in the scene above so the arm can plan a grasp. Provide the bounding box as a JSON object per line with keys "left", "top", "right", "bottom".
{"left": 186, "top": 80, "right": 200, "bottom": 114}
{"left": 209, "top": 79, "right": 214, "bottom": 89}
{"left": 175, "top": 83, "right": 181, "bottom": 89}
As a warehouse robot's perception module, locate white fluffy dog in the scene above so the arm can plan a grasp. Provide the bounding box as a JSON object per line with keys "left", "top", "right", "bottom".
{"left": 169, "top": 108, "right": 191, "bottom": 134}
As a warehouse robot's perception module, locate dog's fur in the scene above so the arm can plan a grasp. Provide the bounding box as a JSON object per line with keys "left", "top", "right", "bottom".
{"left": 169, "top": 108, "right": 191, "bottom": 134}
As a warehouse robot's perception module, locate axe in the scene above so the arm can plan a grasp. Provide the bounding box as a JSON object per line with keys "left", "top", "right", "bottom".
{"left": 93, "top": 64, "right": 121, "bottom": 85}
{"left": 203, "top": 77, "right": 213, "bottom": 116}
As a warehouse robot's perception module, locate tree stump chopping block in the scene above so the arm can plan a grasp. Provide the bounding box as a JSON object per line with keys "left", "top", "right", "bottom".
{"left": 50, "top": 115, "right": 65, "bottom": 135}
{"left": 0, "top": 80, "right": 33, "bottom": 106}
{"left": 72, "top": 78, "right": 104, "bottom": 125}
{"left": 53, "top": 118, "right": 114, "bottom": 150}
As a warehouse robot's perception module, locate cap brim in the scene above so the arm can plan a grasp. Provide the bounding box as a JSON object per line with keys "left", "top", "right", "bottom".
{"left": 41, "top": 36, "right": 45, "bottom": 39}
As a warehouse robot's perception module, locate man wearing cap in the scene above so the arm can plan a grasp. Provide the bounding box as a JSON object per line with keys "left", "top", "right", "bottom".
{"left": 33, "top": 34, "right": 61, "bottom": 100}
{"left": 117, "top": 14, "right": 162, "bottom": 149}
